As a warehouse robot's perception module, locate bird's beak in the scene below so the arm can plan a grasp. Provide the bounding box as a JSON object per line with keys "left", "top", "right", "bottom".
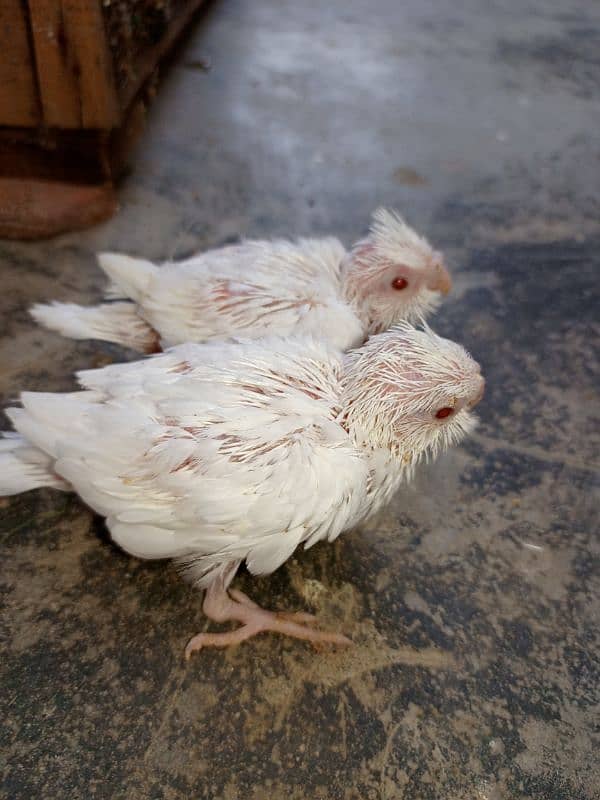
{"left": 428, "top": 261, "right": 452, "bottom": 295}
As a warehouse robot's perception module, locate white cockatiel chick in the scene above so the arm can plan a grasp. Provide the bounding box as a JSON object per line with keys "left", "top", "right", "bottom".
{"left": 30, "top": 209, "right": 451, "bottom": 354}
{"left": 0, "top": 324, "right": 482, "bottom": 656}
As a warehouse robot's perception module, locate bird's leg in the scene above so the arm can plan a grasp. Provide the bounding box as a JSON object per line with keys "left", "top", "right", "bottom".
{"left": 229, "top": 588, "right": 318, "bottom": 624}
{"left": 184, "top": 581, "right": 351, "bottom": 658}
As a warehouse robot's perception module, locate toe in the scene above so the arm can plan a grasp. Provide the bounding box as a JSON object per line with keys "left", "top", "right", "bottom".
{"left": 276, "top": 611, "right": 318, "bottom": 624}
{"left": 228, "top": 588, "right": 261, "bottom": 608}
{"left": 184, "top": 634, "right": 204, "bottom": 660}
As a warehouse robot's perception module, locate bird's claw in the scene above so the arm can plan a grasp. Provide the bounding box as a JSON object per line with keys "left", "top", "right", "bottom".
{"left": 184, "top": 585, "right": 352, "bottom": 658}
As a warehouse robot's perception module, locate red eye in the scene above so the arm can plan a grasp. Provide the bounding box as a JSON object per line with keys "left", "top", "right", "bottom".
{"left": 435, "top": 407, "right": 454, "bottom": 419}
{"left": 391, "top": 277, "right": 408, "bottom": 291}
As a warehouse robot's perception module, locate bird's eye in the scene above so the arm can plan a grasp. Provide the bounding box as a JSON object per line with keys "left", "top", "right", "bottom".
{"left": 391, "top": 277, "right": 408, "bottom": 291}
{"left": 435, "top": 406, "right": 454, "bottom": 419}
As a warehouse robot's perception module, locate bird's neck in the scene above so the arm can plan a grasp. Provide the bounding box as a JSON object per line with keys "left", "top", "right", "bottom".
{"left": 345, "top": 423, "right": 413, "bottom": 519}
{"left": 365, "top": 448, "right": 410, "bottom": 519}
{"left": 341, "top": 407, "right": 416, "bottom": 477}
{"left": 339, "top": 247, "right": 374, "bottom": 332}
{"left": 339, "top": 352, "right": 419, "bottom": 507}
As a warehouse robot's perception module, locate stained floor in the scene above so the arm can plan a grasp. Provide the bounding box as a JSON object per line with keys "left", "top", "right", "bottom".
{"left": 1, "top": 1, "right": 599, "bottom": 798}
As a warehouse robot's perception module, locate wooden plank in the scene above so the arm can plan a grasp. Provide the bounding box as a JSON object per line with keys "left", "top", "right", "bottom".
{"left": 118, "top": 0, "right": 207, "bottom": 110}
{"left": 28, "top": 0, "right": 81, "bottom": 127}
{"left": 0, "top": 177, "right": 116, "bottom": 239}
{"left": 0, "top": 0, "right": 40, "bottom": 126}
{"left": 62, "top": 0, "right": 119, "bottom": 127}
{"left": 28, "top": 0, "right": 119, "bottom": 129}
{"left": 0, "top": 127, "right": 111, "bottom": 183}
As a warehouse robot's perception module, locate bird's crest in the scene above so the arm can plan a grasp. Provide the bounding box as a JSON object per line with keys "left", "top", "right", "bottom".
{"left": 367, "top": 208, "right": 436, "bottom": 270}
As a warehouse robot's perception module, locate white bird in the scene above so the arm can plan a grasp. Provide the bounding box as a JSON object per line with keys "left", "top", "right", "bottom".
{"left": 0, "top": 324, "right": 482, "bottom": 656}
{"left": 30, "top": 209, "right": 451, "bottom": 354}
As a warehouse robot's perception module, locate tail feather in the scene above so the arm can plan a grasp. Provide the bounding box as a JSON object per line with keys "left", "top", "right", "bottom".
{"left": 97, "top": 252, "right": 158, "bottom": 302}
{"left": 30, "top": 301, "right": 159, "bottom": 353}
{"left": 7, "top": 392, "right": 96, "bottom": 459}
{"left": 0, "top": 433, "right": 69, "bottom": 496}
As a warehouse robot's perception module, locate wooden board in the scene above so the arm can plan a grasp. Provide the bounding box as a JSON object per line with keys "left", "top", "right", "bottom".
{"left": 0, "top": 1, "right": 40, "bottom": 126}
{"left": 118, "top": 0, "right": 207, "bottom": 110}
{"left": 0, "top": 177, "right": 116, "bottom": 239}
{"left": 0, "top": 96, "right": 146, "bottom": 238}
{"left": 0, "top": 0, "right": 209, "bottom": 238}
{"left": 0, "top": 128, "right": 110, "bottom": 183}
{"left": 28, "top": 0, "right": 119, "bottom": 128}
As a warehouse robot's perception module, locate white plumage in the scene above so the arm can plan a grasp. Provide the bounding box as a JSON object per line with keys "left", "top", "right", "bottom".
{"left": 30, "top": 209, "right": 451, "bottom": 354}
{"left": 1, "top": 324, "right": 482, "bottom": 653}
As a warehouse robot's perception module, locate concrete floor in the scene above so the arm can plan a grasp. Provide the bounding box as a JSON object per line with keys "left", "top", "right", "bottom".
{"left": 1, "top": 0, "right": 599, "bottom": 798}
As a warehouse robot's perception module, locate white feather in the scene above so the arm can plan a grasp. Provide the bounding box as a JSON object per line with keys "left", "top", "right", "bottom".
{"left": 0, "top": 434, "right": 69, "bottom": 495}
{"left": 31, "top": 211, "right": 447, "bottom": 353}
{"left": 97, "top": 253, "right": 158, "bottom": 301}
{"left": 1, "top": 325, "right": 482, "bottom": 589}
{"left": 30, "top": 302, "right": 157, "bottom": 352}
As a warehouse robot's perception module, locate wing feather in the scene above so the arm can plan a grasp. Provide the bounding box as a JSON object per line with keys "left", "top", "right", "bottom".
{"left": 13, "top": 338, "right": 368, "bottom": 581}
{"left": 117, "top": 238, "right": 363, "bottom": 350}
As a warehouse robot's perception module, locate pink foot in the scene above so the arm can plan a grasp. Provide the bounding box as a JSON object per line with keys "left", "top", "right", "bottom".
{"left": 184, "top": 584, "right": 351, "bottom": 659}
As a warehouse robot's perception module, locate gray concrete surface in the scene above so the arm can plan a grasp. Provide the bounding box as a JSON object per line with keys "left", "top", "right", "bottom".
{"left": 1, "top": 0, "right": 599, "bottom": 798}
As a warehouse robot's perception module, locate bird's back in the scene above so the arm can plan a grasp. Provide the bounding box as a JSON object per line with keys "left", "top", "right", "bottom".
{"left": 125, "top": 237, "right": 363, "bottom": 350}
{"left": 7, "top": 338, "right": 367, "bottom": 580}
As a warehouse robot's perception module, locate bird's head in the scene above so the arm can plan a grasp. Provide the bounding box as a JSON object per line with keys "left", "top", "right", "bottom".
{"left": 342, "top": 208, "right": 452, "bottom": 333}
{"left": 341, "top": 323, "right": 483, "bottom": 474}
